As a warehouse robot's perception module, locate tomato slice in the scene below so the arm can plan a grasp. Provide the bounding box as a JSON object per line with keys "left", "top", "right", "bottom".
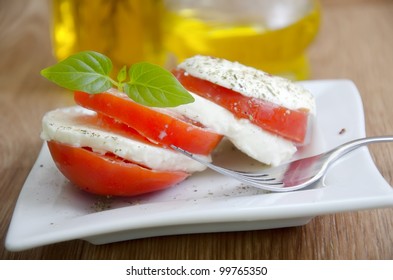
{"left": 173, "top": 69, "right": 309, "bottom": 143}
{"left": 47, "top": 141, "right": 189, "bottom": 196}
{"left": 74, "top": 90, "right": 223, "bottom": 155}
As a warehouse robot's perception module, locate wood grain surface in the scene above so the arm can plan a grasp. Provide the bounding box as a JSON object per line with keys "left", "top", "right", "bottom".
{"left": 1, "top": 0, "right": 393, "bottom": 259}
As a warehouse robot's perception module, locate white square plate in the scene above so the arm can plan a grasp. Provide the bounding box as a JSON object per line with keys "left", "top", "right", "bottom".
{"left": 6, "top": 80, "right": 393, "bottom": 251}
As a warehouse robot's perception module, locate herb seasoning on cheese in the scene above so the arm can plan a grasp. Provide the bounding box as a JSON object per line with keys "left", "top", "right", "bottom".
{"left": 178, "top": 55, "right": 315, "bottom": 113}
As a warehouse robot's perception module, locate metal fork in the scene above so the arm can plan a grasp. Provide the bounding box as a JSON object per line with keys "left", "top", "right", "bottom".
{"left": 171, "top": 136, "right": 393, "bottom": 192}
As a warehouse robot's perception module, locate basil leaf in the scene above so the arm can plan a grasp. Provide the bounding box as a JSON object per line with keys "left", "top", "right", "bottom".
{"left": 40, "top": 51, "right": 113, "bottom": 93}
{"left": 40, "top": 51, "right": 195, "bottom": 108}
{"left": 124, "top": 62, "right": 194, "bottom": 107}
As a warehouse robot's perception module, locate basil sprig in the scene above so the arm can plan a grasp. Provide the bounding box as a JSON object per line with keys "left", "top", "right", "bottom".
{"left": 40, "top": 51, "right": 194, "bottom": 107}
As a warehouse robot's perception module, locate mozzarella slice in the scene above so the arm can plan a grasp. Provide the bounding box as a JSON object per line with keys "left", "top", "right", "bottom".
{"left": 170, "top": 92, "right": 297, "bottom": 166}
{"left": 41, "top": 106, "right": 208, "bottom": 173}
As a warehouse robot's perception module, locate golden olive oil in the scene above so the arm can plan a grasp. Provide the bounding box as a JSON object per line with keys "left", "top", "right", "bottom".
{"left": 51, "top": 0, "right": 164, "bottom": 74}
{"left": 162, "top": 1, "right": 321, "bottom": 80}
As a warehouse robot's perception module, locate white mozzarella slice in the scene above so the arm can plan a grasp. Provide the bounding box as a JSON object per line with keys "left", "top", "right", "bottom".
{"left": 41, "top": 106, "right": 209, "bottom": 173}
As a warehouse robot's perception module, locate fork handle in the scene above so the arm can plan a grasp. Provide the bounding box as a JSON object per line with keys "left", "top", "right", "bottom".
{"left": 324, "top": 135, "right": 393, "bottom": 170}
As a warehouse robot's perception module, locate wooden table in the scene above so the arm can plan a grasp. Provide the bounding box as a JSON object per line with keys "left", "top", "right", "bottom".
{"left": 1, "top": 0, "right": 393, "bottom": 259}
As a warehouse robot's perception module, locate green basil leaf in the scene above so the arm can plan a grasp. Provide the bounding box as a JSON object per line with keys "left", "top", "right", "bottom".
{"left": 40, "top": 51, "right": 113, "bottom": 93}
{"left": 124, "top": 62, "right": 194, "bottom": 107}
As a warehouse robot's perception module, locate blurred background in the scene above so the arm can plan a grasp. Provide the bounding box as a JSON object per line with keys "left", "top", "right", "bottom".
{"left": 0, "top": 0, "right": 322, "bottom": 83}
{"left": 1, "top": 0, "right": 392, "bottom": 87}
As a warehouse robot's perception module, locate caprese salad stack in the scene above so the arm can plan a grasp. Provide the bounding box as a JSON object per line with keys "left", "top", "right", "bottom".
{"left": 40, "top": 52, "right": 315, "bottom": 197}
{"left": 41, "top": 90, "right": 223, "bottom": 197}
{"left": 172, "top": 55, "right": 315, "bottom": 166}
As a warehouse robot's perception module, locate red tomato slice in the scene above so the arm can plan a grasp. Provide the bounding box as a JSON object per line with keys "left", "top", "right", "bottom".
{"left": 173, "top": 69, "right": 309, "bottom": 143}
{"left": 74, "top": 91, "right": 223, "bottom": 155}
{"left": 47, "top": 141, "right": 189, "bottom": 197}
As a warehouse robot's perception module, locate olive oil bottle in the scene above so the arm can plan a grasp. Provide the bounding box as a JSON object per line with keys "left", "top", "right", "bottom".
{"left": 162, "top": 0, "right": 321, "bottom": 80}
{"left": 51, "top": 0, "right": 164, "bottom": 73}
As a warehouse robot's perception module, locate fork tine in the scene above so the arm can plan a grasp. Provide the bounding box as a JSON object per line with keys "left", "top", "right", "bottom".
{"left": 232, "top": 171, "right": 275, "bottom": 181}
{"left": 207, "top": 166, "right": 286, "bottom": 188}
{"left": 235, "top": 171, "right": 269, "bottom": 177}
{"left": 235, "top": 173, "right": 283, "bottom": 183}
{"left": 233, "top": 164, "right": 291, "bottom": 183}
{"left": 171, "top": 145, "right": 286, "bottom": 190}
{"left": 171, "top": 145, "right": 249, "bottom": 178}
{"left": 236, "top": 175, "right": 285, "bottom": 188}
{"left": 227, "top": 170, "right": 280, "bottom": 183}
{"left": 237, "top": 174, "right": 284, "bottom": 185}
